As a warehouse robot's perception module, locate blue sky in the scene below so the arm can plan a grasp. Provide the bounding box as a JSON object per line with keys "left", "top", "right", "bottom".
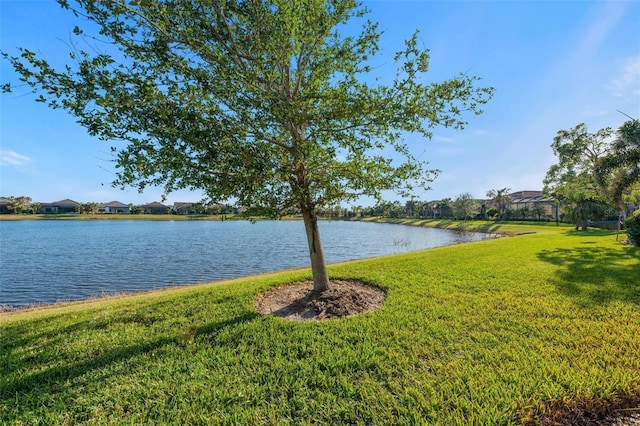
{"left": 1, "top": 0, "right": 639, "bottom": 206}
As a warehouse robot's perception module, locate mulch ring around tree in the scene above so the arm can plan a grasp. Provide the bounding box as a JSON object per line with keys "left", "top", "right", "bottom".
{"left": 522, "top": 392, "right": 640, "bottom": 426}
{"left": 254, "top": 279, "right": 386, "bottom": 320}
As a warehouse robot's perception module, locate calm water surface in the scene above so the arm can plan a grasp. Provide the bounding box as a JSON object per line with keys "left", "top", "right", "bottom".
{"left": 0, "top": 219, "right": 489, "bottom": 307}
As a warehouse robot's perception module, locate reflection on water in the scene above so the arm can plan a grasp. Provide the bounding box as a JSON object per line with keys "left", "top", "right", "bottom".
{"left": 0, "top": 219, "right": 489, "bottom": 307}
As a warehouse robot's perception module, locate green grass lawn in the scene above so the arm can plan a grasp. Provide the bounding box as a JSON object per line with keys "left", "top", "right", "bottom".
{"left": 1, "top": 221, "right": 638, "bottom": 425}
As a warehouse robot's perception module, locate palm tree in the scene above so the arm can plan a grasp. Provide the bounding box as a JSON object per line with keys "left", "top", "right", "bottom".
{"left": 486, "top": 188, "right": 511, "bottom": 220}
{"left": 596, "top": 119, "right": 640, "bottom": 206}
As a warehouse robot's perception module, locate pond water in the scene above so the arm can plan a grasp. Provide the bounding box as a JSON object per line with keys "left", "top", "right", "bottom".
{"left": 0, "top": 219, "right": 490, "bottom": 307}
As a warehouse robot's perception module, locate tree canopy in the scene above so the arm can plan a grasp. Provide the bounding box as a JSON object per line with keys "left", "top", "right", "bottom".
{"left": 452, "top": 192, "right": 479, "bottom": 221}
{"left": 2, "top": 0, "right": 493, "bottom": 290}
{"left": 543, "top": 123, "right": 613, "bottom": 230}
{"left": 595, "top": 119, "right": 640, "bottom": 206}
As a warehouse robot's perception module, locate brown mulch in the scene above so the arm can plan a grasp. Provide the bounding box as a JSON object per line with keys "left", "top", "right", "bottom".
{"left": 254, "top": 279, "right": 386, "bottom": 320}
{"left": 524, "top": 393, "right": 640, "bottom": 426}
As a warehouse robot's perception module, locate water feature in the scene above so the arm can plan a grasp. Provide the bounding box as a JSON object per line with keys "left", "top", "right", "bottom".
{"left": 0, "top": 219, "right": 489, "bottom": 307}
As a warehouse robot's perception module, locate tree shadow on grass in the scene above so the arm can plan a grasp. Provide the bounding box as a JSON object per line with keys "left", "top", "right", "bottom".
{"left": 537, "top": 244, "right": 640, "bottom": 306}
{"left": 415, "top": 219, "right": 493, "bottom": 233}
{"left": 0, "top": 294, "right": 240, "bottom": 356}
{"left": 428, "top": 220, "right": 529, "bottom": 235}
{"left": 0, "top": 310, "right": 259, "bottom": 399}
{"left": 562, "top": 228, "right": 620, "bottom": 238}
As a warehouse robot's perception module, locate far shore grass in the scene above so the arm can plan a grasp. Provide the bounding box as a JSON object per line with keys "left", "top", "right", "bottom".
{"left": 1, "top": 220, "right": 639, "bottom": 425}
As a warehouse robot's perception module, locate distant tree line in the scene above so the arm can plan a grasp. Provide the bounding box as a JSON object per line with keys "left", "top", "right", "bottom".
{"left": 318, "top": 191, "right": 558, "bottom": 222}
{"left": 0, "top": 193, "right": 555, "bottom": 221}
{"left": 0, "top": 197, "right": 235, "bottom": 216}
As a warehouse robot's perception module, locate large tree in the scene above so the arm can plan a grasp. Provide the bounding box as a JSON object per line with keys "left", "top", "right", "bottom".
{"left": 2, "top": 0, "right": 493, "bottom": 291}
{"left": 452, "top": 192, "right": 479, "bottom": 220}
{"left": 543, "top": 123, "right": 612, "bottom": 230}
{"left": 595, "top": 119, "right": 640, "bottom": 207}
{"left": 7, "top": 196, "right": 32, "bottom": 214}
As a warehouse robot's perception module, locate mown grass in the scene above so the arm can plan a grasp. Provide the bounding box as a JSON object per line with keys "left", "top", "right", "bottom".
{"left": 1, "top": 221, "right": 638, "bottom": 425}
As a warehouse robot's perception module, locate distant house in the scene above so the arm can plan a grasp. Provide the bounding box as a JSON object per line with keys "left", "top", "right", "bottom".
{"left": 40, "top": 199, "right": 80, "bottom": 214}
{"left": 173, "top": 202, "right": 195, "bottom": 215}
{"left": 0, "top": 197, "right": 10, "bottom": 214}
{"left": 99, "top": 201, "right": 131, "bottom": 214}
{"left": 508, "top": 190, "right": 558, "bottom": 220}
{"left": 141, "top": 201, "right": 169, "bottom": 214}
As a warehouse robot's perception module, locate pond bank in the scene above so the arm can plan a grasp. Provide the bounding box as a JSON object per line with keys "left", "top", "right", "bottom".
{"left": 1, "top": 221, "right": 637, "bottom": 425}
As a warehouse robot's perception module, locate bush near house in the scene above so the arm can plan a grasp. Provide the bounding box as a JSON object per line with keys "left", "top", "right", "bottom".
{"left": 624, "top": 210, "right": 640, "bottom": 246}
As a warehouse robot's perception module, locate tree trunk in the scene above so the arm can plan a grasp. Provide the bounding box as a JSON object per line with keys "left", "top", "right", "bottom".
{"left": 301, "top": 206, "right": 330, "bottom": 292}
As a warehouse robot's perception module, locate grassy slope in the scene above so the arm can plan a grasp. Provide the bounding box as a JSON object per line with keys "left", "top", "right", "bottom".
{"left": 1, "top": 221, "right": 639, "bottom": 425}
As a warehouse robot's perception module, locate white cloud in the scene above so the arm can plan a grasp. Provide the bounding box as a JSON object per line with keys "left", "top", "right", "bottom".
{"left": 572, "top": 2, "right": 626, "bottom": 62}
{"left": 0, "top": 149, "right": 32, "bottom": 166}
{"left": 433, "top": 135, "right": 455, "bottom": 143}
{"left": 609, "top": 56, "right": 640, "bottom": 98}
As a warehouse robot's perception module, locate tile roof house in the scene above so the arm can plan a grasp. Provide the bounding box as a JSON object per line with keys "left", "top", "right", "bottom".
{"left": 39, "top": 199, "right": 80, "bottom": 214}
{"left": 173, "top": 202, "right": 195, "bottom": 215}
{"left": 98, "top": 201, "right": 131, "bottom": 214}
{"left": 141, "top": 201, "right": 170, "bottom": 214}
{"left": 0, "top": 197, "right": 10, "bottom": 214}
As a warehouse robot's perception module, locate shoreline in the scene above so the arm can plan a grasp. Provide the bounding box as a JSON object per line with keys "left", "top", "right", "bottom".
{"left": 0, "top": 219, "right": 574, "bottom": 313}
